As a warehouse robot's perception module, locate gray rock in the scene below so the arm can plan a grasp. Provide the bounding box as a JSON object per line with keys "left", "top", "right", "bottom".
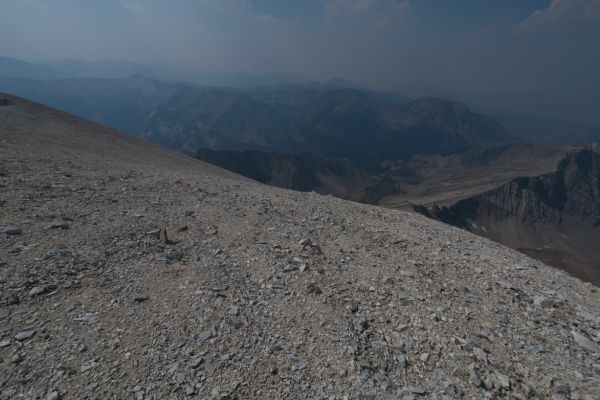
{"left": 133, "top": 292, "right": 148, "bottom": 303}
{"left": 381, "top": 379, "right": 397, "bottom": 393}
{"left": 7, "top": 293, "right": 20, "bottom": 305}
{"left": 29, "top": 286, "right": 45, "bottom": 297}
{"left": 0, "top": 339, "right": 10, "bottom": 347}
{"left": 282, "top": 264, "right": 298, "bottom": 273}
{"left": 2, "top": 226, "right": 22, "bottom": 235}
{"left": 306, "top": 283, "right": 322, "bottom": 295}
{"left": 87, "top": 382, "right": 99, "bottom": 392}
{"left": 407, "top": 386, "right": 427, "bottom": 395}
{"left": 397, "top": 354, "right": 408, "bottom": 368}
{"left": 553, "top": 384, "right": 571, "bottom": 396}
{"left": 299, "top": 238, "right": 312, "bottom": 247}
{"left": 190, "top": 357, "right": 203, "bottom": 369}
{"left": 473, "top": 347, "right": 488, "bottom": 364}
{"left": 515, "top": 260, "right": 528, "bottom": 270}
{"left": 146, "top": 229, "right": 161, "bottom": 239}
{"left": 470, "top": 368, "right": 482, "bottom": 387}
{"left": 47, "top": 222, "right": 69, "bottom": 230}
{"left": 166, "top": 361, "right": 180, "bottom": 375}
{"left": 81, "top": 361, "right": 99, "bottom": 373}
{"left": 8, "top": 245, "right": 22, "bottom": 254}
{"left": 227, "top": 305, "right": 239, "bottom": 316}
{"left": 159, "top": 228, "right": 168, "bottom": 244}
{"left": 46, "top": 391, "right": 60, "bottom": 400}
{"left": 493, "top": 370, "right": 510, "bottom": 389}
{"left": 15, "top": 330, "right": 35, "bottom": 341}
{"left": 571, "top": 331, "right": 600, "bottom": 353}
{"left": 358, "top": 394, "right": 375, "bottom": 400}
{"left": 0, "top": 307, "right": 10, "bottom": 320}
{"left": 198, "top": 331, "right": 212, "bottom": 342}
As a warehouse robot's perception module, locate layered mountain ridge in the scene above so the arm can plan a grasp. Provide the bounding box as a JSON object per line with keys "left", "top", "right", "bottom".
{"left": 0, "top": 74, "right": 514, "bottom": 165}
{"left": 425, "top": 146, "right": 600, "bottom": 282}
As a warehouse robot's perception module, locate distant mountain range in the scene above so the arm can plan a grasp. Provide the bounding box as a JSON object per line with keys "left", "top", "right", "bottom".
{"left": 0, "top": 56, "right": 70, "bottom": 80}
{"left": 3, "top": 56, "right": 598, "bottom": 282}
{"left": 402, "top": 85, "right": 600, "bottom": 145}
{"left": 0, "top": 56, "right": 305, "bottom": 86}
{"left": 0, "top": 73, "right": 514, "bottom": 166}
{"left": 2, "top": 55, "right": 600, "bottom": 146}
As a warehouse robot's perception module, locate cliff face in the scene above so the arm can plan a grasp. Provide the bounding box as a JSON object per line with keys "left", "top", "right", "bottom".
{"left": 433, "top": 148, "right": 600, "bottom": 226}
{"left": 556, "top": 147, "right": 600, "bottom": 219}
{"left": 426, "top": 147, "right": 600, "bottom": 282}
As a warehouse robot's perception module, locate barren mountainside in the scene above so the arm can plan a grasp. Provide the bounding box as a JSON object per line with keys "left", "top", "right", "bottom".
{"left": 1, "top": 94, "right": 600, "bottom": 399}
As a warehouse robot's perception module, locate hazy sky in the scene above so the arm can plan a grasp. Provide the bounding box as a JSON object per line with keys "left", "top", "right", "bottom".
{"left": 1, "top": 0, "right": 599, "bottom": 92}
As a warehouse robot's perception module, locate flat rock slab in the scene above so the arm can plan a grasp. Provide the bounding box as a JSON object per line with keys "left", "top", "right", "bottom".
{"left": 133, "top": 292, "right": 148, "bottom": 303}
{"left": 197, "top": 331, "right": 212, "bottom": 342}
{"left": 571, "top": 331, "right": 600, "bottom": 353}
{"left": 1, "top": 226, "right": 22, "bottom": 235}
{"left": 29, "top": 286, "right": 45, "bottom": 297}
{"left": 0, "top": 307, "right": 10, "bottom": 320}
{"left": 47, "top": 222, "right": 69, "bottom": 230}
{"left": 15, "top": 330, "right": 35, "bottom": 341}
{"left": 227, "top": 305, "right": 239, "bottom": 316}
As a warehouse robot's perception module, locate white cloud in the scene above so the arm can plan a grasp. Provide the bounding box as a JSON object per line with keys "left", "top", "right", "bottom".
{"left": 522, "top": 0, "right": 600, "bottom": 28}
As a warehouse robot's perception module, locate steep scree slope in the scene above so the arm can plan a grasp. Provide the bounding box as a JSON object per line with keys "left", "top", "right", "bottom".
{"left": 1, "top": 93, "right": 599, "bottom": 399}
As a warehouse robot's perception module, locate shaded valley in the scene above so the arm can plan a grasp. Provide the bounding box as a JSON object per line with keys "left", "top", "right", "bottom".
{"left": 196, "top": 149, "right": 400, "bottom": 203}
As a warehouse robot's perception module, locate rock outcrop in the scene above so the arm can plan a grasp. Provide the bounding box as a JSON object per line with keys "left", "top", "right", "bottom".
{"left": 425, "top": 146, "right": 600, "bottom": 282}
